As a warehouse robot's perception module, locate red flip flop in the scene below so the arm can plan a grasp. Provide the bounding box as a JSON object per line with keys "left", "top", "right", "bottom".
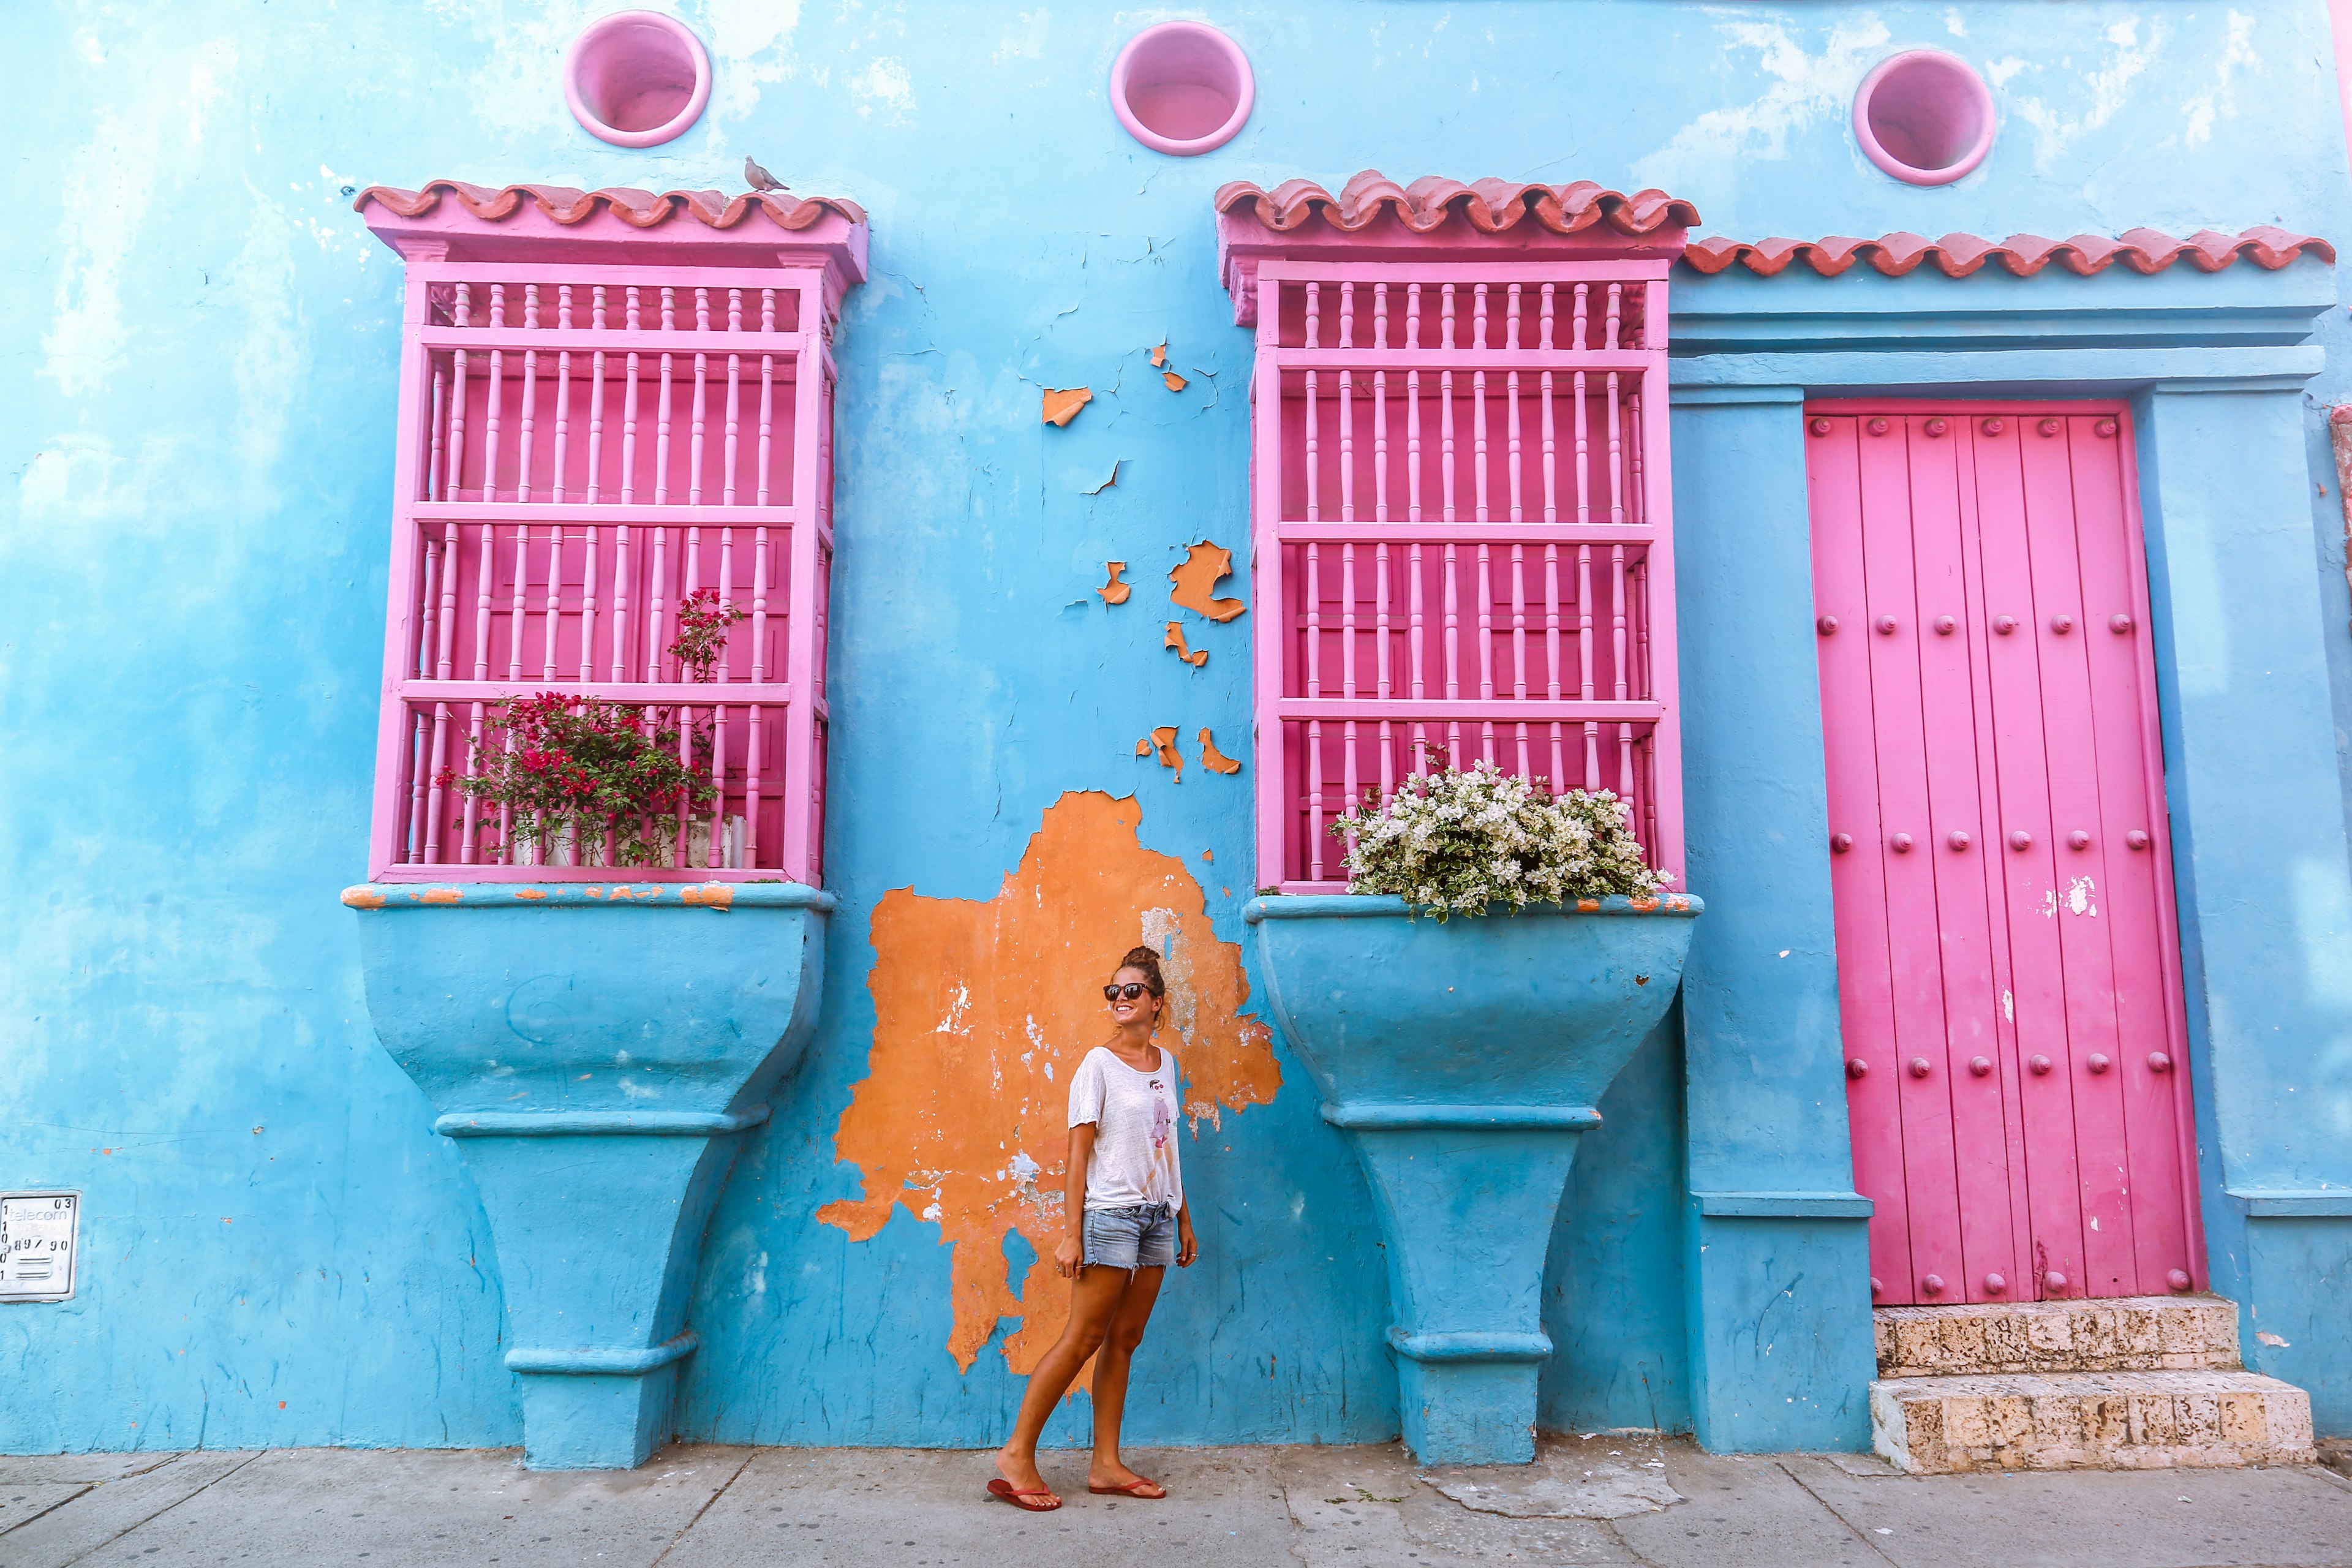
{"left": 1088, "top": 1477, "right": 1167, "bottom": 1499}
{"left": 987, "top": 1477, "right": 1062, "bottom": 1512}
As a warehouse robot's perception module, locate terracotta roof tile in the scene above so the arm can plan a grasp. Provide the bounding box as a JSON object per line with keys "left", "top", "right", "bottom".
{"left": 1681, "top": 226, "right": 2332, "bottom": 278}
{"left": 353, "top": 179, "right": 866, "bottom": 232}
{"left": 1215, "top": 171, "right": 1700, "bottom": 238}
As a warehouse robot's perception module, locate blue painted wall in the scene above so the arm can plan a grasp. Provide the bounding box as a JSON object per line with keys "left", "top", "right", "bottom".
{"left": 7, "top": 0, "right": 2351, "bottom": 1454}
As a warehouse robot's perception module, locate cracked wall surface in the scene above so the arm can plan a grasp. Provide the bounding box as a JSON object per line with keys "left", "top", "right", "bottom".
{"left": 818, "top": 791, "right": 1278, "bottom": 1376}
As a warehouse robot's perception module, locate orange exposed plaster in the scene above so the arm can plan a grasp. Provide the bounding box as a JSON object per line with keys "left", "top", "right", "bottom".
{"left": 681, "top": 884, "right": 736, "bottom": 908}
{"left": 1148, "top": 726, "right": 1183, "bottom": 782}
{"left": 1164, "top": 622, "right": 1208, "bottom": 667}
{"left": 1098, "top": 563, "right": 1132, "bottom": 605}
{"left": 1169, "top": 543, "right": 1246, "bottom": 622}
{"left": 340, "top": 888, "right": 386, "bottom": 909}
{"left": 414, "top": 888, "right": 465, "bottom": 905}
{"left": 1199, "top": 730, "right": 1242, "bottom": 775}
{"left": 818, "top": 791, "right": 1280, "bottom": 1375}
{"left": 1041, "top": 388, "right": 1093, "bottom": 427}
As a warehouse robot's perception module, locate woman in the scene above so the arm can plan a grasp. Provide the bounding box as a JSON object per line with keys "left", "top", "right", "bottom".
{"left": 990, "top": 945, "right": 1197, "bottom": 1511}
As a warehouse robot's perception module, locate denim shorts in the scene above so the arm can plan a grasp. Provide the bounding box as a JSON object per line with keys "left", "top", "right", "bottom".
{"left": 1083, "top": 1203, "right": 1177, "bottom": 1270}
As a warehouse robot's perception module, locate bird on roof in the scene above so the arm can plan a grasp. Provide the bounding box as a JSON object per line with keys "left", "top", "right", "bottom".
{"left": 744, "top": 157, "right": 788, "bottom": 195}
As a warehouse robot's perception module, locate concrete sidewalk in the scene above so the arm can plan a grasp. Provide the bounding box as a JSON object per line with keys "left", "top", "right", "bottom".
{"left": 4, "top": 1433, "right": 2348, "bottom": 1568}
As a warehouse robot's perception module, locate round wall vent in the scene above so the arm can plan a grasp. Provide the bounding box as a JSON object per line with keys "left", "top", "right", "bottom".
{"left": 1110, "top": 21, "right": 1253, "bottom": 156}
{"left": 563, "top": 11, "right": 712, "bottom": 148}
{"left": 1853, "top": 50, "right": 1994, "bottom": 186}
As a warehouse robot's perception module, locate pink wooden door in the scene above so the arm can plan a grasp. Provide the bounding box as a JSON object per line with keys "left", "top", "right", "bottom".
{"left": 1807, "top": 403, "right": 2203, "bottom": 1308}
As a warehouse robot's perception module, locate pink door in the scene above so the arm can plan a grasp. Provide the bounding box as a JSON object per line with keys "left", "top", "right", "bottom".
{"left": 1807, "top": 402, "right": 2203, "bottom": 1308}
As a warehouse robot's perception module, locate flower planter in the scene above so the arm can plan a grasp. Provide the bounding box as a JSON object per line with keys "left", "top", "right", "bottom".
{"left": 342, "top": 881, "right": 831, "bottom": 1469}
{"left": 1245, "top": 892, "right": 1701, "bottom": 1464}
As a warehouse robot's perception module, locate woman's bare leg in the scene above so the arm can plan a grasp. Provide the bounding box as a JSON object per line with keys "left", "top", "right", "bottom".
{"left": 1087, "top": 1265, "right": 1167, "bottom": 1491}
{"left": 995, "top": 1264, "right": 1131, "bottom": 1499}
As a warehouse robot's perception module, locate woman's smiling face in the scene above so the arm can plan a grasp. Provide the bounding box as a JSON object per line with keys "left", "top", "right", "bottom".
{"left": 1107, "top": 965, "right": 1158, "bottom": 1027}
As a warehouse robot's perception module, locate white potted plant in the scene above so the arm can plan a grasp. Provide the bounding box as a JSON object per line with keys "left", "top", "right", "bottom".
{"left": 1245, "top": 756, "right": 1701, "bottom": 1465}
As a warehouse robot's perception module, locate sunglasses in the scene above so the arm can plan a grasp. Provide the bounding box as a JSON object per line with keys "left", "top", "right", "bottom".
{"left": 1102, "top": 982, "right": 1153, "bottom": 1001}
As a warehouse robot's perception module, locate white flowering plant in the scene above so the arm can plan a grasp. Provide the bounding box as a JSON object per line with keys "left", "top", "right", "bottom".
{"left": 1330, "top": 755, "right": 1669, "bottom": 920}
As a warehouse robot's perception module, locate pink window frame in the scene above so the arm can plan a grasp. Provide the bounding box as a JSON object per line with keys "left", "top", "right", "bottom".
{"left": 362, "top": 252, "right": 843, "bottom": 885}
{"left": 1244, "top": 257, "right": 1686, "bottom": 893}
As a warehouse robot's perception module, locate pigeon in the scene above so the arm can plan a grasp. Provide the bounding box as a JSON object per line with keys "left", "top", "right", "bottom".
{"left": 743, "top": 156, "right": 788, "bottom": 194}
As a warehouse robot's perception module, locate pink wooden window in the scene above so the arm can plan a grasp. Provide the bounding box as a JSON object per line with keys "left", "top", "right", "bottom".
{"left": 357, "top": 190, "right": 865, "bottom": 883}
{"left": 1237, "top": 260, "right": 1684, "bottom": 891}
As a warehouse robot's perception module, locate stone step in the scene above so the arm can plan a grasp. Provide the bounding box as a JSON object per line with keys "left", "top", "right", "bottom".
{"left": 1871, "top": 1369, "right": 2315, "bottom": 1474}
{"left": 1874, "top": 1294, "right": 2240, "bottom": 1378}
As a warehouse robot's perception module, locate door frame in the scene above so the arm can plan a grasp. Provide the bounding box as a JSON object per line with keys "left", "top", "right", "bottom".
{"left": 1803, "top": 394, "right": 2207, "bottom": 1298}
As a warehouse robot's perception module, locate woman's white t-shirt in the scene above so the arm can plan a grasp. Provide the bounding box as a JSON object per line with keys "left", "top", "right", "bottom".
{"left": 1066, "top": 1044, "right": 1184, "bottom": 1212}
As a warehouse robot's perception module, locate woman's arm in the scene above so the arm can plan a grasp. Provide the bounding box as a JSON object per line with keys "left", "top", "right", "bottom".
{"left": 1055, "top": 1123, "right": 1096, "bottom": 1277}
{"left": 1175, "top": 1202, "right": 1197, "bottom": 1267}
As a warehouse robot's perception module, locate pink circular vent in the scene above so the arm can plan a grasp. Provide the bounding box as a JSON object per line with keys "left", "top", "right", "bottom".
{"left": 564, "top": 11, "right": 711, "bottom": 148}
{"left": 1110, "top": 21, "right": 1253, "bottom": 156}
{"left": 1853, "top": 50, "right": 1994, "bottom": 186}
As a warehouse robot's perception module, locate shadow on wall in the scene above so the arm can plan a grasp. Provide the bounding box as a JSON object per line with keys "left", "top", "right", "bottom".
{"left": 1540, "top": 1008, "right": 1691, "bottom": 1435}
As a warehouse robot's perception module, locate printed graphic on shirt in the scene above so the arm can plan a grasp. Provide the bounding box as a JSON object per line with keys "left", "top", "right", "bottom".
{"left": 1067, "top": 1046, "right": 1185, "bottom": 1213}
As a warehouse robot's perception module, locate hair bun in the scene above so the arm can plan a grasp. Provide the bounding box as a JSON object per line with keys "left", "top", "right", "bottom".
{"left": 1118, "top": 944, "right": 1167, "bottom": 997}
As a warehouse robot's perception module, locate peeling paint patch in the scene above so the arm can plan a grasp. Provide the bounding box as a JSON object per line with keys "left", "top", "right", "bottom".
{"left": 1097, "top": 562, "right": 1131, "bottom": 605}
{"left": 2065, "top": 876, "right": 2100, "bottom": 918}
{"left": 818, "top": 791, "right": 1278, "bottom": 1374}
{"left": 1083, "top": 461, "right": 1120, "bottom": 495}
{"left": 1164, "top": 622, "right": 1208, "bottom": 667}
{"left": 1161, "top": 369, "right": 1189, "bottom": 392}
{"left": 1199, "top": 729, "right": 1242, "bottom": 775}
{"left": 682, "top": 883, "right": 736, "bottom": 908}
{"left": 340, "top": 887, "right": 385, "bottom": 910}
{"left": 413, "top": 888, "right": 465, "bottom": 905}
{"left": 1169, "top": 541, "right": 1247, "bottom": 622}
{"left": 510, "top": 888, "right": 548, "bottom": 901}
{"left": 1148, "top": 726, "right": 1184, "bottom": 782}
{"left": 1150, "top": 341, "right": 1169, "bottom": 368}
{"left": 1041, "top": 387, "right": 1093, "bottom": 426}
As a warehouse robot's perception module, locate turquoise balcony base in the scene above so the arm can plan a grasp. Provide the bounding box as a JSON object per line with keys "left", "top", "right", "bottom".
{"left": 1246, "top": 894, "right": 1702, "bottom": 1466}
{"left": 345, "top": 882, "right": 832, "bottom": 1469}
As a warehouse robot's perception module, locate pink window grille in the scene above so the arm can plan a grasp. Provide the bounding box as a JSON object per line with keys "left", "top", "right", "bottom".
{"left": 1216, "top": 175, "right": 1695, "bottom": 892}
{"left": 355, "top": 183, "right": 867, "bottom": 883}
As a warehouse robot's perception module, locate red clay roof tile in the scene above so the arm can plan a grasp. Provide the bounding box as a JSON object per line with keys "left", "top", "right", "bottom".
{"left": 353, "top": 180, "right": 865, "bottom": 232}
{"left": 1681, "top": 227, "right": 2331, "bottom": 278}
{"left": 1215, "top": 172, "right": 1700, "bottom": 238}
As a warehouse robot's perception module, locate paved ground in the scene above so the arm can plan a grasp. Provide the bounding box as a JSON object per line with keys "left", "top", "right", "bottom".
{"left": 4, "top": 1434, "right": 2348, "bottom": 1568}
